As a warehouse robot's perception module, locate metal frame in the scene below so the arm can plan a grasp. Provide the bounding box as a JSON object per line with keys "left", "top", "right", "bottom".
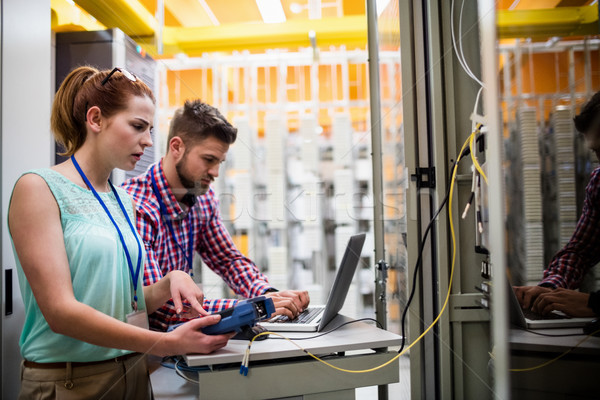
{"left": 399, "top": 2, "right": 439, "bottom": 398}
{"left": 478, "top": 2, "right": 510, "bottom": 399}
{"left": 365, "top": 1, "right": 388, "bottom": 398}
{"left": 400, "top": 1, "right": 495, "bottom": 398}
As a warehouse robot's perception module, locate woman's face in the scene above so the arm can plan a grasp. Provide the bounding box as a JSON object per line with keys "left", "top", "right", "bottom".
{"left": 101, "top": 95, "right": 155, "bottom": 170}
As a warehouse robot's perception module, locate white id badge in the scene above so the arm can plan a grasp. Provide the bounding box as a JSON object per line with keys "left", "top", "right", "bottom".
{"left": 127, "top": 310, "right": 149, "bottom": 330}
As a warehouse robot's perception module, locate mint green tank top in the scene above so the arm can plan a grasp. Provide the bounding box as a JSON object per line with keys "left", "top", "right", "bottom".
{"left": 11, "top": 169, "right": 147, "bottom": 363}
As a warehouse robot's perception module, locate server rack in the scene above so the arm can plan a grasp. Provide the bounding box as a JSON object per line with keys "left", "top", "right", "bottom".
{"left": 54, "top": 28, "right": 157, "bottom": 183}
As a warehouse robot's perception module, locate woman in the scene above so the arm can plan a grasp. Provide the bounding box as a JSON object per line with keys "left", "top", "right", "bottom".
{"left": 8, "top": 66, "right": 232, "bottom": 399}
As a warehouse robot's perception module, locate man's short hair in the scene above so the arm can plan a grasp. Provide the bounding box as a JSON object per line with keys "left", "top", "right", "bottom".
{"left": 574, "top": 91, "right": 600, "bottom": 133}
{"left": 167, "top": 99, "right": 237, "bottom": 150}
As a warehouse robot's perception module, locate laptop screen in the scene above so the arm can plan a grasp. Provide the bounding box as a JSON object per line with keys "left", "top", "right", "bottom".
{"left": 317, "top": 233, "right": 366, "bottom": 331}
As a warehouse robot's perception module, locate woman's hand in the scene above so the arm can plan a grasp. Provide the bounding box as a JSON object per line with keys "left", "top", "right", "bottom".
{"left": 167, "top": 270, "right": 210, "bottom": 317}
{"left": 165, "top": 315, "right": 234, "bottom": 355}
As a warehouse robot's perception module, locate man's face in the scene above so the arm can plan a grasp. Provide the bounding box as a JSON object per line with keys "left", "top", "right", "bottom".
{"left": 175, "top": 136, "right": 230, "bottom": 196}
{"left": 584, "top": 120, "right": 600, "bottom": 160}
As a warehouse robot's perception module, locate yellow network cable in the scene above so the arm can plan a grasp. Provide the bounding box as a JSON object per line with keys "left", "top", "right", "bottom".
{"left": 469, "top": 124, "right": 488, "bottom": 184}
{"left": 508, "top": 329, "right": 600, "bottom": 373}
{"left": 241, "top": 128, "right": 481, "bottom": 375}
{"left": 244, "top": 330, "right": 398, "bottom": 374}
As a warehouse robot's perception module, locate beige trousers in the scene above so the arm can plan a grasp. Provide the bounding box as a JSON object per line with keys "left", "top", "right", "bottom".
{"left": 19, "top": 353, "right": 152, "bottom": 400}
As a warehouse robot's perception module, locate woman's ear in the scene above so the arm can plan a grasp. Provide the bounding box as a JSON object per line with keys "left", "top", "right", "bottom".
{"left": 86, "top": 106, "right": 103, "bottom": 133}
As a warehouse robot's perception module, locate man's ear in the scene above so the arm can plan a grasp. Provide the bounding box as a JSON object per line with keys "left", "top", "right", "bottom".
{"left": 169, "top": 136, "right": 185, "bottom": 161}
{"left": 86, "top": 106, "right": 103, "bottom": 133}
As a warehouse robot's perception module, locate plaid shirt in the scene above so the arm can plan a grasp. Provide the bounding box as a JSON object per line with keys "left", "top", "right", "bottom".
{"left": 541, "top": 166, "right": 600, "bottom": 289}
{"left": 121, "top": 160, "right": 272, "bottom": 331}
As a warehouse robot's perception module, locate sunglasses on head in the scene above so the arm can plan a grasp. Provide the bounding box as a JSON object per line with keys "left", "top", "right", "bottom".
{"left": 101, "top": 67, "right": 137, "bottom": 86}
{"left": 84, "top": 68, "right": 138, "bottom": 121}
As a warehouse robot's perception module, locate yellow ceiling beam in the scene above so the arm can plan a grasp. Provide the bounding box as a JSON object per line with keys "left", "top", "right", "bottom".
{"left": 51, "top": 0, "right": 106, "bottom": 31}
{"left": 162, "top": 15, "right": 368, "bottom": 55}
{"left": 74, "top": 0, "right": 156, "bottom": 37}
{"left": 497, "top": 4, "right": 599, "bottom": 39}
{"left": 62, "top": 3, "right": 600, "bottom": 56}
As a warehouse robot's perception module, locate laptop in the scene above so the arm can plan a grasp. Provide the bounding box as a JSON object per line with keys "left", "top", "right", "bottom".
{"left": 259, "top": 233, "right": 366, "bottom": 332}
{"left": 507, "top": 278, "right": 594, "bottom": 329}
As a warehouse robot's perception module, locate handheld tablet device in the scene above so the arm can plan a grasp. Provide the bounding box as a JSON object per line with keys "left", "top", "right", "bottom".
{"left": 168, "top": 296, "right": 275, "bottom": 336}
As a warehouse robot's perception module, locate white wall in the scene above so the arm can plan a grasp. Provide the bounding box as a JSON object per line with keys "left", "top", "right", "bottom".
{"left": 2, "top": 1, "right": 52, "bottom": 398}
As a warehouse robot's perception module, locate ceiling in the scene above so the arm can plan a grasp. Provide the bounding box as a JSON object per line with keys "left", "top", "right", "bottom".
{"left": 50, "top": 0, "right": 599, "bottom": 58}
{"left": 51, "top": 0, "right": 372, "bottom": 58}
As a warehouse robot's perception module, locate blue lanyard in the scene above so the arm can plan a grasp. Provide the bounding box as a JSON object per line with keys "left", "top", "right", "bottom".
{"left": 71, "top": 156, "right": 143, "bottom": 310}
{"left": 150, "top": 165, "right": 195, "bottom": 275}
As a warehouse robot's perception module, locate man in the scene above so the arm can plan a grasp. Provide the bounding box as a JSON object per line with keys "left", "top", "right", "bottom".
{"left": 515, "top": 91, "right": 600, "bottom": 318}
{"left": 122, "top": 99, "right": 310, "bottom": 331}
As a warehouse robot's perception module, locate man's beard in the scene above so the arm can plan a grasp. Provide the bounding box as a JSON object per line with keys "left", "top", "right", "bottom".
{"left": 175, "top": 158, "right": 210, "bottom": 196}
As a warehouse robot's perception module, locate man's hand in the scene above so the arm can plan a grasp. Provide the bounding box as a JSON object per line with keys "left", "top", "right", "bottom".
{"left": 167, "top": 270, "right": 210, "bottom": 317}
{"left": 513, "top": 285, "right": 552, "bottom": 310}
{"left": 531, "top": 288, "right": 595, "bottom": 317}
{"left": 264, "top": 290, "right": 310, "bottom": 319}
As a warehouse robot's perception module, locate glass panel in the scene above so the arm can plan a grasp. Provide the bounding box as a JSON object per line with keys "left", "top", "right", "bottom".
{"left": 499, "top": 38, "right": 600, "bottom": 290}
{"left": 378, "top": 0, "right": 406, "bottom": 334}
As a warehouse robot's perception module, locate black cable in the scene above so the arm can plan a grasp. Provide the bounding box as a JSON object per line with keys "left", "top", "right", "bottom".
{"left": 267, "top": 318, "right": 382, "bottom": 341}
{"left": 160, "top": 356, "right": 210, "bottom": 372}
{"left": 398, "top": 147, "right": 470, "bottom": 354}
{"left": 523, "top": 329, "right": 587, "bottom": 338}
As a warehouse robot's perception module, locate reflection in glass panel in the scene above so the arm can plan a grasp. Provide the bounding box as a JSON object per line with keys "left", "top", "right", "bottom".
{"left": 377, "top": 0, "right": 406, "bottom": 333}
{"left": 497, "top": 4, "right": 600, "bottom": 398}
{"left": 500, "top": 38, "right": 600, "bottom": 291}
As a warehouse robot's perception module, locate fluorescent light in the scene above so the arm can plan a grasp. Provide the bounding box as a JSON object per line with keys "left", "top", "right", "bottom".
{"left": 256, "top": 0, "right": 286, "bottom": 24}
{"left": 290, "top": 2, "right": 303, "bottom": 14}
{"left": 376, "top": 0, "right": 390, "bottom": 16}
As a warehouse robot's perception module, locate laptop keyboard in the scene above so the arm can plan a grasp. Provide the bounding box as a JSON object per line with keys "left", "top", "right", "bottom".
{"left": 269, "top": 307, "right": 321, "bottom": 324}
{"left": 523, "top": 308, "right": 565, "bottom": 321}
{"left": 292, "top": 307, "right": 322, "bottom": 323}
